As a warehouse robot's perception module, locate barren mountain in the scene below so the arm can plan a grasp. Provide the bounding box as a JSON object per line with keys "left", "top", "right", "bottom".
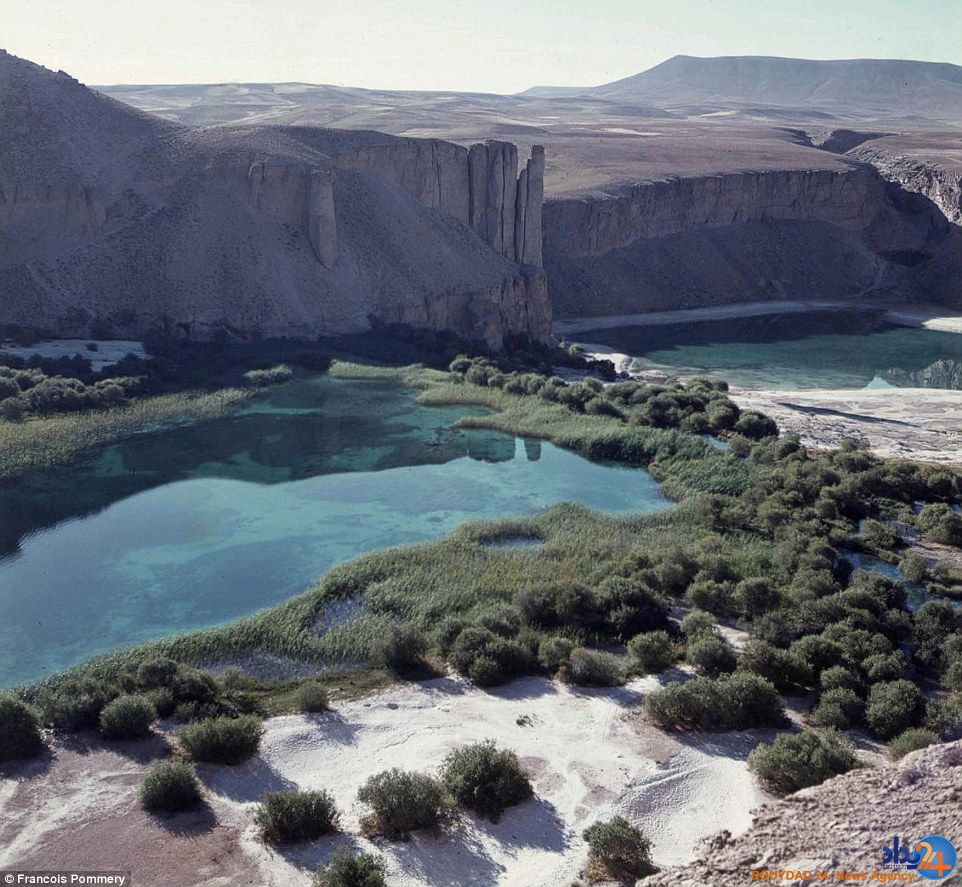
{"left": 0, "top": 51, "right": 549, "bottom": 346}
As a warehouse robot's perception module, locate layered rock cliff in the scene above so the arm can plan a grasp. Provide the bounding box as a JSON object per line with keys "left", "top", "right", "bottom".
{"left": 544, "top": 162, "right": 959, "bottom": 318}
{"left": 0, "top": 52, "right": 548, "bottom": 348}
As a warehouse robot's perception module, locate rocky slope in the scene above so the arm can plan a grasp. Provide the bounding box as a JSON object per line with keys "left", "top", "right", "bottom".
{"left": 645, "top": 739, "right": 962, "bottom": 886}
{"left": 0, "top": 51, "right": 549, "bottom": 347}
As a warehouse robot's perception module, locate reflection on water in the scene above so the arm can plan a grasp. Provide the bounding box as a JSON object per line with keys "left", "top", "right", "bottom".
{"left": 0, "top": 376, "right": 669, "bottom": 687}
{"left": 577, "top": 310, "right": 962, "bottom": 390}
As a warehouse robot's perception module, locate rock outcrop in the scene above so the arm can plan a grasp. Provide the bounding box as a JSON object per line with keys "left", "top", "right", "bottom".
{"left": 645, "top": 739, "right": 962, "bottom": 887}
{"left": 0, "top": 52, "right": 548, "bottom": 348}
{"left": 544, "top": 163, "right": 960, "bottom": 317}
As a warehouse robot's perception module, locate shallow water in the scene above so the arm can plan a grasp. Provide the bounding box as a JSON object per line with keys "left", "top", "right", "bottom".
{"left": 577, "top": 310, "right": 962, "bottom": 390}
{"left": 0, "top": 376, "right": 669, "bottom": 687}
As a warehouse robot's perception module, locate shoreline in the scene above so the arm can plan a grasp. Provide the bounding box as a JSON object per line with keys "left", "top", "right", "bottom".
{"left": 554, "top": 300, "right": 962, "bottom": 337}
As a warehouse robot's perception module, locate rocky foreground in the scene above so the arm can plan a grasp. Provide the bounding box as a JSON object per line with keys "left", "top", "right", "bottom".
{"left": 647, "top": 739, "right": 962, "bottom": 886}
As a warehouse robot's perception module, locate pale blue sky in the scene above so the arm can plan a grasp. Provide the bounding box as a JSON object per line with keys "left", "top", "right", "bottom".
{"left": 5, "top": 0, "right": 960, "bottom": 92}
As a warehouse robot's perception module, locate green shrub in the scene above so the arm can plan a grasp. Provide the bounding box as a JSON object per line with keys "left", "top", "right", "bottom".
{"left": 863, "top": 653, "right": 906, "bottom": 684}
{"left": 295, "top": 680, "right": 330, "bottom": 713}
{"left": 537, "top": 636, "right": 575, "bottom": 673}
{"left": 582, "top": 816, "right": 656, "bottom": 880}
{"left": 899, "top": 553, "right": 930, "bottom": 585}
{"left": 680, "top": 610, "right": 716, "bottom": 639}
{"left": 357, "top": 768, "right": 449, "bottom": 837}
{"left": 686, "top": 633, "right": 737, "bottom": 676}
{"left": 645, "top": 672, "right": 786, "bottom": 731}
{"left": 314, "top": 848, "right": 387, "bottom": 887}
{"left": 475, "top": 604, "right": 523, "bottom": 637}
{"left": 256, "top": 790, "right": 339, "bottom": 842}
{"left": 176, "top": 715, "right": 263, "bottom": 764}
{"left": 819, "top": 666, "right": 862, "bottom": 695}
{"left": 561, "top": 648, "right": 622, "bottom": 686}
{"left": 738, "top": 641, "right": 811, "bottom": 692}
{"left": 170, "top": 667, "right": 219, "bottom": 704}
{"left": 440, "top": 741, "right": 533, "bottom": 821}
{"left": 139, "top": 759, "right": 202, "bottom": 811}
{"left": 734, "top": 577, "right": 780, "bottom": 615}
{"left": 810, "top": 688, "right": 864, "bottom": 729}
{"left": 136, "top": 656, "right": 180, "bottom": 689}
{"left": 685, "top": 579, "right": 733, "bottom": 615}
{"left": 371, "top": 623, "right": 427, "bottom": 673}
{"left": 449, "top": 627, "right": 534, "bottom": 687}
{"left": 39, "top": 677, "right": 113, "bottom": 730}
{"left": 99, "top": 694, "right": 157, "bottom": 740}
{"left": 748, "top": 730, "right": 860, "bottom": 793}
{"left": 0, "top": 695, "right": 43, "bottom": 762}
{"left": 865, "top": 680, "right": 923, "bottom": 740}
{"left": 888, "top": 728, "right": 939, "bottom": 761}
{"left": 435, "top": 617, "right": 466, "bottom": 655}
{"left": 627, "top": 630, "right": 675, "bottom": 674}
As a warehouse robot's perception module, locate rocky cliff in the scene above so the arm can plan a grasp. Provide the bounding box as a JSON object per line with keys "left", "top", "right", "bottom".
{"left": 544, "top": 163, "right": 959, "bottom": 318}
{"left": 645, "top": 739, "right": 962, "bottom": 887}
{"left": 0, "top": 52, "right": 548, "bottom": 348}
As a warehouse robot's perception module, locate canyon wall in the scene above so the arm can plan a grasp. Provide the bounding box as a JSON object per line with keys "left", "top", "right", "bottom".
{"left": 543, "top": 164, "right": 958, "bottom": 318}
{"left": 0, "top": 52, "right": 550, "bottom": 348}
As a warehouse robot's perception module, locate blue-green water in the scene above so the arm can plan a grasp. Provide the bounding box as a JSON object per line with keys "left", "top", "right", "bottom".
{"left": 578, "top": 311, "right": 962, "bottom": 389}
{"left": 0, "top": 376, "right": 669, "bottom": 687}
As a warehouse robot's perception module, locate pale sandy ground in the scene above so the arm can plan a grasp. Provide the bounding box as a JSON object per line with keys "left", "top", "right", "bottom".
{"left": 0, "top": 339, "right": 147, "bottom": 372}
{"left": 1, "top": 675, "right": 775, "bottom": 887}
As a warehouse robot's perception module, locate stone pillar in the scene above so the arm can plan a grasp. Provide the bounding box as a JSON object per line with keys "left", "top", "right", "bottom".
{"left": 521, "top": 145, "right": 544, "bottom": 267}
{"left": 308, "top": 168, "right": 337, "bottom": 269}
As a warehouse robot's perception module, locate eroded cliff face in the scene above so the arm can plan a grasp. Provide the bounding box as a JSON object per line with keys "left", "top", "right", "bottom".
{"left": 543, "top": 163, "right": 958, "bottom": 317}
{"left": 0, "top": 52, "right": 548, "bottom": 349}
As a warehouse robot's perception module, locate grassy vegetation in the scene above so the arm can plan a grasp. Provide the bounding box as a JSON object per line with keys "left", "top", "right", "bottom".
{"left": 256, "top": 790, "right": 339, "bottom": 843}
{"left": 0, "top": 388, "right": 250, "bottom": 479}
{"left": 0, "top": 695, "right": 44, "bottom": 762}
{"left": 176, "top": 715, "right": 263, "bottom": 764}
{"left": 139, "top": 759, "right": 202, "bottom": 812}
{"left": 14, "top": 355, "right": 962, "bottom": 752}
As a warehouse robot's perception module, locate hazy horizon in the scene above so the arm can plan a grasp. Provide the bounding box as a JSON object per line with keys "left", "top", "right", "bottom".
{"left": 5, "top": 0, "right": 961, "bottom": 93}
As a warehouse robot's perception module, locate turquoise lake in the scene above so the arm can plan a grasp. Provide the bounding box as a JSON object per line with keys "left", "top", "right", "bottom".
{"left": 577, "top": 310, "right": 962, "bottom": 390}
{"left": 0, "top": 376, "right": 669, "bottom": 687}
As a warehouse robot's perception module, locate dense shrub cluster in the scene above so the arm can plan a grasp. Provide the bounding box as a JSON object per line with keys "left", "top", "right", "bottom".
{"left": 748, "top": 730, "right": 860, "bottom": 793}
{"left": 645, "top": 672, "right": 787, "bottom": 731}
{"left": 0, "top": 695, "right": 43, "bottom": 762}
{"left": 176, "top": 714, "right": 263, "bottom": 764}
{"left": 440, "top": 741, "right": 532, "bottom": 821}
{"left": 139, "top": 759, "right": 202, "bottom": 812}
{"left": 371, "top": 623, "right": 429, "bottom": 673}
{"left": 450, "top": 356, "right": 777, "bottom": 441}
{"left": 888, "top": 728, "right": 939, "bottom": 760}
{"left": 256, "top": 790, "right": 339, "bottom": 842}
{"left": 582, "top": 816, "right": 656, "bottom": 881}
{"left": 627, "top": 630, "right": 676, "bottom": 674}
{"left": 0, "top": 366, "right": 141, "bottom": 420}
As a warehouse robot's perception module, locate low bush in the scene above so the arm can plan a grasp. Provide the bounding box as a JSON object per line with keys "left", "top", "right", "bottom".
{"left": 686, "top": 633, "right": 737, "bottom": 676}
{"left": 560, "top": 648, "right": 622, "bottom": 686}
{"left": 39, "top": 677, "right": 113, "bottom": 731}
{"left": 98, "top": 694, "right": 157, "bottom": 740}
{"left": 627, "top": 630, "right": 675, "bottom": 674}
{"left": 680, "top": 610, "right": 716, "bottom": 639}
{"left": 738, "top": 641, "right": 811, "bottom": 693}
{"left": 176, "top": 714, "right": 263, "bottom": 764}
{"left": 294, "top": 680, "right": 330, "bottom": 713}
{"left": 645, "top": 672, "right": 786, "bottom": 731}
{"left": 809, "top": 688, "right": 864, "bottom": 729}
{"left": 314, "top": 848, "right": 387, "bottom": 887}
{"left": 537, "top": 635, "right": 575, "bottom": 673}
{"left": 139, "top": 759, "right": 202, "bottom": 812}
{"left": 819, "top": 666, "right": 862, "bottom": 694}
{"left": 582, "top": 816, "right": 656, "bottom": 881}
{"left": 440, "top": 741, "right": 533, "bottom": 822}
{"left": 371, "top": 623, "right": 428, "bottom": 673}
{"left": 865, "top": 680, "right": 924, "bottom": 740}
{"left": 449, "top": 626, "right": 534, "bottom": 687}
{"left": 0, "top": 695, "right": 43, "bottom": 762}
{"left": 888, "top": 728, "right": 939, "bottom": 761}
{"left": 357, "top": 768, "right": 449, "bottom": 837}
{"left": 748, "top": 730, "right": 860, "bottom": 793}
{"left": 256, "top": 790, "right": 339, "bottom": 843}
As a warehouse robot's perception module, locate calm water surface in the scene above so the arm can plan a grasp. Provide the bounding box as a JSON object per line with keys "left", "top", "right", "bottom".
{"left": 578, "top": 310, "right": 962, "bottom": 390}
{"left": 0, "top": 376, "right": 669, "bottom": 686}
